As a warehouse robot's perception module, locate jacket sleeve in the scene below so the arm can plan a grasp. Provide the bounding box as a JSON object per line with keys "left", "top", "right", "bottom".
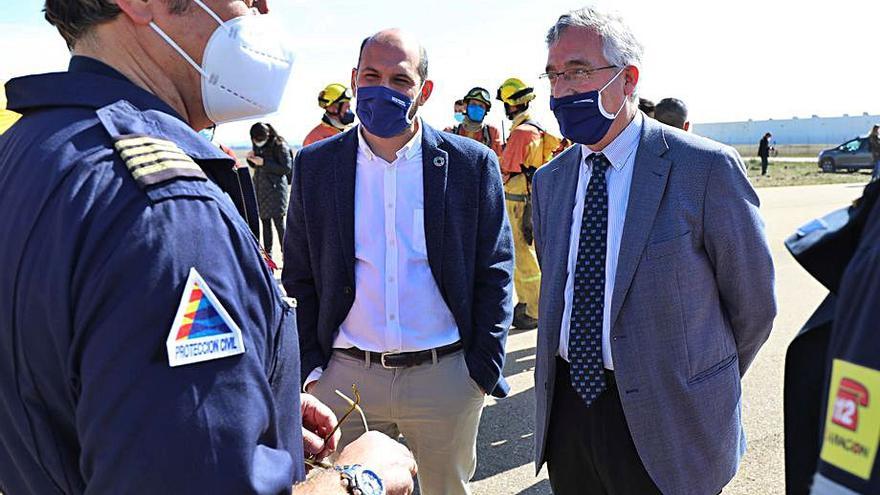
{"left": 489, "top": 126, "right": 503, "bottom": 157}
{"left": 281, "top": 152, "right": 325, "bottom": 383}
{"left": 73, "top": 196, "right": 301, "bottom": 493}
{"left": 531, "top": 169, "right": 544, "bottom": 267}
{"left": 262, "top": 142, "right": 293, "bottom": 176}
{"left": 703, "top": 147, "right": 777, "bottom": 376}
{"left": 466, "top": 149, "right": 515, "bottom": 397}
{"left": 523, "top": 131, "right": 546, "bottom": 169}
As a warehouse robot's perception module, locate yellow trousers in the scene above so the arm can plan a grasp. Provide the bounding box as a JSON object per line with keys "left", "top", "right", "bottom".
{"left": 505, "top": 197, "right": 541, "bottom": 318}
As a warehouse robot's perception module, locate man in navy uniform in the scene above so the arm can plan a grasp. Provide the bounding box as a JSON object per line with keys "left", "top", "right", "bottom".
{"left": 0, "top": 1, "right": 415, "bottom": 494}
{"left": 808, "top": 190, "right": 880, "bottom": 494}
{"left": 784, "top": 181, "right": 880, "bottom": 494}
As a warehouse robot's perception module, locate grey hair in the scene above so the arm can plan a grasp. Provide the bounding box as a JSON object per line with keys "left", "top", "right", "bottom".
{"left": 546, "top": 6, "right": 644, "bottom": 99}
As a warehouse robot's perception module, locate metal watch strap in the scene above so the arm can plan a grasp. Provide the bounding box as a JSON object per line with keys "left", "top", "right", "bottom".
{"left": 334, "top": 464, "right": 385, "bottom": 495}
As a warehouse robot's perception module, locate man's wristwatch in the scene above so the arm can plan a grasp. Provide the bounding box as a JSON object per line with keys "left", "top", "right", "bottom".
{"left": 334, "top": 464, "right": 385, "bottom": 495}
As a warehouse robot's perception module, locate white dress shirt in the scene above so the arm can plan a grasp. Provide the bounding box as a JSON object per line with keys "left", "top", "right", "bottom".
{"left": 306, "top": 120, "right": 460, "bottom": 387}
{"left": 558, "top": 112, "right": 643, "bottom": 370}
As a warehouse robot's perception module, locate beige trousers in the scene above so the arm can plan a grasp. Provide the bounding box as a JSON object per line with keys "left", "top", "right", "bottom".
{"left": 311, "top": 349, "right": 486, "bottom": 495}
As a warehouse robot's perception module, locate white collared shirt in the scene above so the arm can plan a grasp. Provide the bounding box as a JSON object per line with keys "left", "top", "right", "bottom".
{"left": 306, "top": 120, "right": 460, "bottom": 387}
{"left": 558, "top": 111, "right": 643, "bottom": 370}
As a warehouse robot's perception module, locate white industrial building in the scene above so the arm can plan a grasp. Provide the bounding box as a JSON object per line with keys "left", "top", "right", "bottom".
{"left": 692, "top": 113, "right": 880, "bottom": 146}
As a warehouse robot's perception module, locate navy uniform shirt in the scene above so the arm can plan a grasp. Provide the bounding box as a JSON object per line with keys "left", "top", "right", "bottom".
{"left": 811, "top": 191, "right": 880, "bottom": 494}
{"left": 0, "top": 56, "right": 304, "bottom": 494}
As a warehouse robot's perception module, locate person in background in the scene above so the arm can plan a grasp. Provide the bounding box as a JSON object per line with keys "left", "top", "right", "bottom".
{"left": 445, "top": 87, "right": 503, "bottom": 156}
{"left": 638, "top": 97, "right": 654, "bottom": 118}
{"left": 497, "top": 77, "right": 560, "bottom": 330}
{"left": 199, "top": 125, "right": 261, "bottom": 238}
{"left": 552, "top": 138, "right": 574, "bottom": 158}
{"left": 248, "top": 122, "right": 291, "bottom": 257}
{"left": 303, "top": 83, "right": 354, "bottom": 147}
{"left": 869, "top": 124, "right": 880, "bottom": 180}
{"left": 654, "top": 97, "right": 690, "bottom": 131}
{"left": 452, "top": 98, "right": 466, "bottom": 125}
{"left": 758, "top": 131, "right": 774, "bottom": 176}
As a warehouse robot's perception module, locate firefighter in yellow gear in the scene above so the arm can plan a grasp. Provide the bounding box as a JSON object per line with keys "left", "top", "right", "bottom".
{"left": 302, "top": 83, "right": 354, "bottom": 147}
{"left": 497, "top": 78, "right": 560, "bottom": 329}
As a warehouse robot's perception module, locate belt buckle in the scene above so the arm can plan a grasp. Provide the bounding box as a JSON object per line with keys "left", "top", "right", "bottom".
{"left": 380, "top": 352, "right": 402, "bottom": 369}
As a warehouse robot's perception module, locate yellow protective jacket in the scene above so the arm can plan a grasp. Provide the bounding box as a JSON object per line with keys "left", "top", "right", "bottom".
{"left": 302, "top": 117, "right": 347, "bottom": 147}
{"left": 499, "top": 113, "right": 560, "bottom": 195}
{"left": 445, "top": 123, "right": 503, "bottom": 157}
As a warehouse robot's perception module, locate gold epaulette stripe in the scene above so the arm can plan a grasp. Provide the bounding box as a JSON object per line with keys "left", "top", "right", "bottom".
{"left": 124, "top": 150, "right": 193, "bottom": 169}
{"left": 115, "top": 136, "right": 183, "bottom": 153}
{"left": 113, "top": 134, "right": 207, "bottom": 189}
{"left": 130, "top": 159, "right": 203, "bottom": 181}
{"left": 118, "top": 144, "right": 189, "bottom": 162}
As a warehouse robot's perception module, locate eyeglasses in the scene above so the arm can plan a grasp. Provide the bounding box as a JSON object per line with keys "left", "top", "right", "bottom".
{"left": 305, "top": 384, "right": 369, "bottom": 470}
{"left": 538, "top": 65, "right": 618, "bottom": 83}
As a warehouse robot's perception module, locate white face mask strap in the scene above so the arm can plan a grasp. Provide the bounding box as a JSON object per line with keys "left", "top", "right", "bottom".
{"left": 599, "top": 67, "right": 625, "bottom": 93}
{"left": 192, "top": 0, "right": 226, "bottom": 27}
{"left": 148, "top": 0, "right": 229, "bottom": 79}
{"left": 149, "top": 22, "right": 209, "bottom": 79}
{"left": 407, "top": 81, "right": 426, "bottom": 122}
{"left": 598, "top": 67, "right": 629, "bottom": 119}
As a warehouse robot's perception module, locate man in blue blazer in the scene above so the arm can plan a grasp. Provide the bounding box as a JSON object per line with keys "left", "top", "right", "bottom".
{"left": 531, "top": 7, "right": 777, "bottom": 495}
{"left": 282, "top": 29, "right": 513, "bottom": 495}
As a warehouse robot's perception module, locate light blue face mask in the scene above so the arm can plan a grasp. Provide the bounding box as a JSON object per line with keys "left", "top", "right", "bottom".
{"left": 198, "top": 127, "right": 216, "bottom": 142}
{"left": 454, "top": 112, "right": 466, "bottom": 123}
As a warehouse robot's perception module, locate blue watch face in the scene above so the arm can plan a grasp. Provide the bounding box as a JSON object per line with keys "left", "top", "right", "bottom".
{"left": 358, "top": 469, "right": 384, "bottom": 495}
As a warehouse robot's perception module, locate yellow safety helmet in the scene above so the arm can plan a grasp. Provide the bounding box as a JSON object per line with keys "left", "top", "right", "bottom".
{"left": 496, "top": 77, "right": 536, "bottom": 106}
{"left": 317, "top": 83, "right": 352, "bottom": 109}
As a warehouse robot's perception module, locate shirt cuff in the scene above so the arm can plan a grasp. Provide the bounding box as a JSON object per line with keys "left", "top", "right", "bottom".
{"left": 303, "top": 367, "right": 323, "bottom": 393}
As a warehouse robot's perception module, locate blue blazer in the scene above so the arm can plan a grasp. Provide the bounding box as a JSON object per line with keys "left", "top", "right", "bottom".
{"left": 282, "top": 124, "right": 514, "bottom": 398}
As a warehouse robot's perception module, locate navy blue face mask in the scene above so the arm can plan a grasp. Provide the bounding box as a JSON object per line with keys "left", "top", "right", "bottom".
{"left": 355, "top": 84, "right": 421, "bottom": 138}
{"left": 466, "top": 103, "right": 487, "bottom": 123}
{"left": 549, "top": 68, "right": 627, "bottom": 145}
{"left": 338, "top": 109, "right": 355, "bottom": 125}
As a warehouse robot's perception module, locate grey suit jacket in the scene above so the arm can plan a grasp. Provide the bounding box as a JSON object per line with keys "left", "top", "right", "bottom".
{"left": 531, "top": 116, "right": 776, "bottom": 495}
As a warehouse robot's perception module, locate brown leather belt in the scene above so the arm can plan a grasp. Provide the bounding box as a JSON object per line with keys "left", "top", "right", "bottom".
{"left": 339, "top": 341, "right": 463, "bottom": 369}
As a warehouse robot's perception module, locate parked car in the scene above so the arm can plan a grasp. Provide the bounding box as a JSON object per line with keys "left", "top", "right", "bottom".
{"left": 818, "top": 137, "right": 873, "bottom": 173}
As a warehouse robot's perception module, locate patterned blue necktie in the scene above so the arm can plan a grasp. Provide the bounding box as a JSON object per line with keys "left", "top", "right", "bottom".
{"left": 568, "top": 153, "right": 610, "bottom": 407}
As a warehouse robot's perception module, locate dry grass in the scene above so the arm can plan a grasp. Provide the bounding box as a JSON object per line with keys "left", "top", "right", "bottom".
{"left": 745, "top": 159, "right": 871, "bottom": 188}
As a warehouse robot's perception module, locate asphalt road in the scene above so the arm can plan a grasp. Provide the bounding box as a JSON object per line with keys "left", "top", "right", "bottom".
{"left": 469, "top": 181, "right": 869, "bottom": 495}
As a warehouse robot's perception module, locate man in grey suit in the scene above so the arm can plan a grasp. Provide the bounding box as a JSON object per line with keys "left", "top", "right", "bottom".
{"left": 531, "top": 7, "right": 777, "bottom": 495}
